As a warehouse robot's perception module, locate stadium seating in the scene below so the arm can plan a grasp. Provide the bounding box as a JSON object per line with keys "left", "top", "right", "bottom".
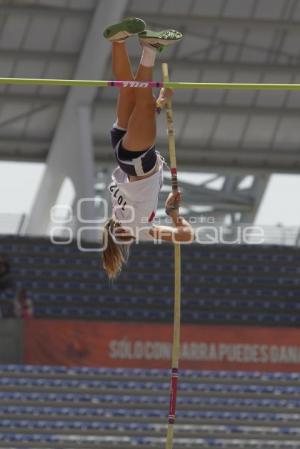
{"left": 1, "top": 235, "right": 300, "bottom": 324}
{"left": 0, "top": 365, "right": 300, "bottom": 448}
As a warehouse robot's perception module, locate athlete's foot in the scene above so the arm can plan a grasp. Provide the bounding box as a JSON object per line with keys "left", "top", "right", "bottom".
{"left": 103, "top": 17, "right": 146, "bottom": 42}
{"left": 138, "top": 29, "right": 183, "bottom": 52}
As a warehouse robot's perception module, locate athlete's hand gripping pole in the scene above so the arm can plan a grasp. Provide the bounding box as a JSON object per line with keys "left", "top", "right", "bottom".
{"left": 162, "top": 63, "right": 182, "bottom": 449}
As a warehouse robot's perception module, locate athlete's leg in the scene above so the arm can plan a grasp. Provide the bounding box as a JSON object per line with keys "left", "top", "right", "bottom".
{"left": 104, "top": 17, "right": 146, "bottom": 129}
{"left": 122, "top": 29, "right": 183, "bottom": 152}
{"left": 112, "top": 41, "right": 135, "bottom": 129}
{"left": 122, "top": 45, "right": 157, "bottom": 152}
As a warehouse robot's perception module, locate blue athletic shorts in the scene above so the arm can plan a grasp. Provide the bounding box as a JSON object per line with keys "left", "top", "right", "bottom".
{"left": 110, "top": 126, "right": 157, "bottom": 177}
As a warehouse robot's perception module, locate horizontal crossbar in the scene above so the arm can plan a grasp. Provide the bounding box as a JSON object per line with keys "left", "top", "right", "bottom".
{"left": 1, "top": 77, "right": 300, "bottom": 90}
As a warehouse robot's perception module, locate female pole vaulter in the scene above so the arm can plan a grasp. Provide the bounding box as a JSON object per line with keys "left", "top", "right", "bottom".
{"left": 101, "top": 17, "right": 194, "bottom": 279}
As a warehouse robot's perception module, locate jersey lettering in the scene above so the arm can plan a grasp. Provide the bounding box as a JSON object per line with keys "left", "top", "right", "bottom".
{"left": 109, "top": 182, "right": 127, "bottom": 211}
{"left": 109, "top": 182, "right": 117, "bottom": 193}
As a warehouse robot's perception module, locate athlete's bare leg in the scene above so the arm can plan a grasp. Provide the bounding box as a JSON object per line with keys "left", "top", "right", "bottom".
{"left": 112, "top": 42, "right": 135, "bottom": 130}
{"left": 122, "top": 45, "right": 157, "bottom": 152}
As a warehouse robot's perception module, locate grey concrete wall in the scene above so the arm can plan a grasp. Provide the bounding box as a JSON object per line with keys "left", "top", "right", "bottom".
{"left": 0, "top": 319, "right": 23, "bottom": 364}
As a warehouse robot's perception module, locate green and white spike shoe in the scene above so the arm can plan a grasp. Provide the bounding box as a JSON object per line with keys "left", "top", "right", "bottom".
{"left": 138, "top": 29, "right": 183, "bottom": 52}
{"left": 103, "top": 17, "right": 146, "bottom": 42}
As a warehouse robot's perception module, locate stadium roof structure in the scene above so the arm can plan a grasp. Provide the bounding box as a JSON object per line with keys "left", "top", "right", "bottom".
{"left": 0, "top": 0, "right": 300, "bottom": 232}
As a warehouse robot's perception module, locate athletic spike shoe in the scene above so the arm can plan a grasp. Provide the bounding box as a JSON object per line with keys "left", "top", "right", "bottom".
{"left": 103, "top": 17, "right": 146, "bottom": 42}
{"left": 138, "top": 29, "right": 183, "bottom": 52}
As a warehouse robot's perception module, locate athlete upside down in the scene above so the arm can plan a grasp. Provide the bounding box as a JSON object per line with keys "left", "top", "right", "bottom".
{"left": 101, "top": 17, "right": 194, "bottom": 279}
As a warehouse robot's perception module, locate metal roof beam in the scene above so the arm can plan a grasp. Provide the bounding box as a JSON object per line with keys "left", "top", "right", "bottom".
{"left": 94, "top": 144, "right": 300, "bottom": 175}
{"left": 2, "top": 135, "right": 300, "bottom": 157}
{"left": 5, "top": 95, "right": 300, "bottom": 118}
{"left": 163, "top": 178, "right": 253, "bottom": 205}
{"left": 159, "top": 199, "right": 252, "bottom": 212}
{"left": 2, "top": 146, "right": 300, "bottom": 174}
{"left": 0, "top": 50, "right": 298, "bottom": 75}
{"left": 240, "top": 175, "right": 269, "bottom": 224}
{"left": 133, "top": 12, "right": 300, "bottom": 33}
{"left": 116, "top": 101, "right": 300, "bottom": 119}
{"left": 2, "top": 134, "right": 300, "bottom": 173}
{"left": 0, "top": 152, "right": 46, "bottom": 162}
{"left": 0, "top": 135, "right": 49, "bottom": 147}
{"left": 2, "top": 136, "right": 300, "bottom": 173}
{"left": 141, "top": 57, "right": 300, "bottom": 76}
{"left": 4, "top": 95, "right": 300, "bottom": 119}
{"left": 3, "top": 95, "right": 300, "bottom": 121}
{"left": 0, "top": 4, "right": 92, "bottom": 19}
{"left": 0, "top": 92, "right": 63, "bottom": 104}
{"left": 0, "top": 48, "right": 76, "bottom": 63}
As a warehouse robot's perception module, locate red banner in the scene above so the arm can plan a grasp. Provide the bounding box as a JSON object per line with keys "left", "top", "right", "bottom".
{"left": 24, "top": 319, "right": 300, "bottom": 371}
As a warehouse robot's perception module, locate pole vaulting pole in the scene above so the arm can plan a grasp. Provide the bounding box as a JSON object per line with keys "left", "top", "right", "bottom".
{"left": 161, "top": 63, "right": 182, "bottom": 449}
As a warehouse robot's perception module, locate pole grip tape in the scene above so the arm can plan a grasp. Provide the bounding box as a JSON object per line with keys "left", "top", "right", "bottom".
{"left": 168, "top": 368, "right": 179, "bottom": 424}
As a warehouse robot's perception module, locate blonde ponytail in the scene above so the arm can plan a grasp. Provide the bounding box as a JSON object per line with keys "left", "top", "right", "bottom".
{"left": 101, "top": 219, "right": 132, "bottom": 280}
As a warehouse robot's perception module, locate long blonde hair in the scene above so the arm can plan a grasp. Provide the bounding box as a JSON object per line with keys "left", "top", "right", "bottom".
{"left": 101, "top": 219, "right": 133, "bottom": 280}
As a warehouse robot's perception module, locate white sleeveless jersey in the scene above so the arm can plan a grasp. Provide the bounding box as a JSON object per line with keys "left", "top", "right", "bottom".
{"left": 108, "top": 158, "right": 164, "bottom": 241}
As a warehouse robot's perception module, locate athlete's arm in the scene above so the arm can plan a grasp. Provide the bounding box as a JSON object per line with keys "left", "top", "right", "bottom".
{"left": 150, "top": 213, "right": 194, "bottom": 242}
{"left": 149, "top": 192, "right": 195, "bottom": 243}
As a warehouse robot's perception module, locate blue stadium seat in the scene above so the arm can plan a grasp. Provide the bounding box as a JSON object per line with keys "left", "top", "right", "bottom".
{"left": 2, "top": 236, "right": 300, "bottom": 325}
